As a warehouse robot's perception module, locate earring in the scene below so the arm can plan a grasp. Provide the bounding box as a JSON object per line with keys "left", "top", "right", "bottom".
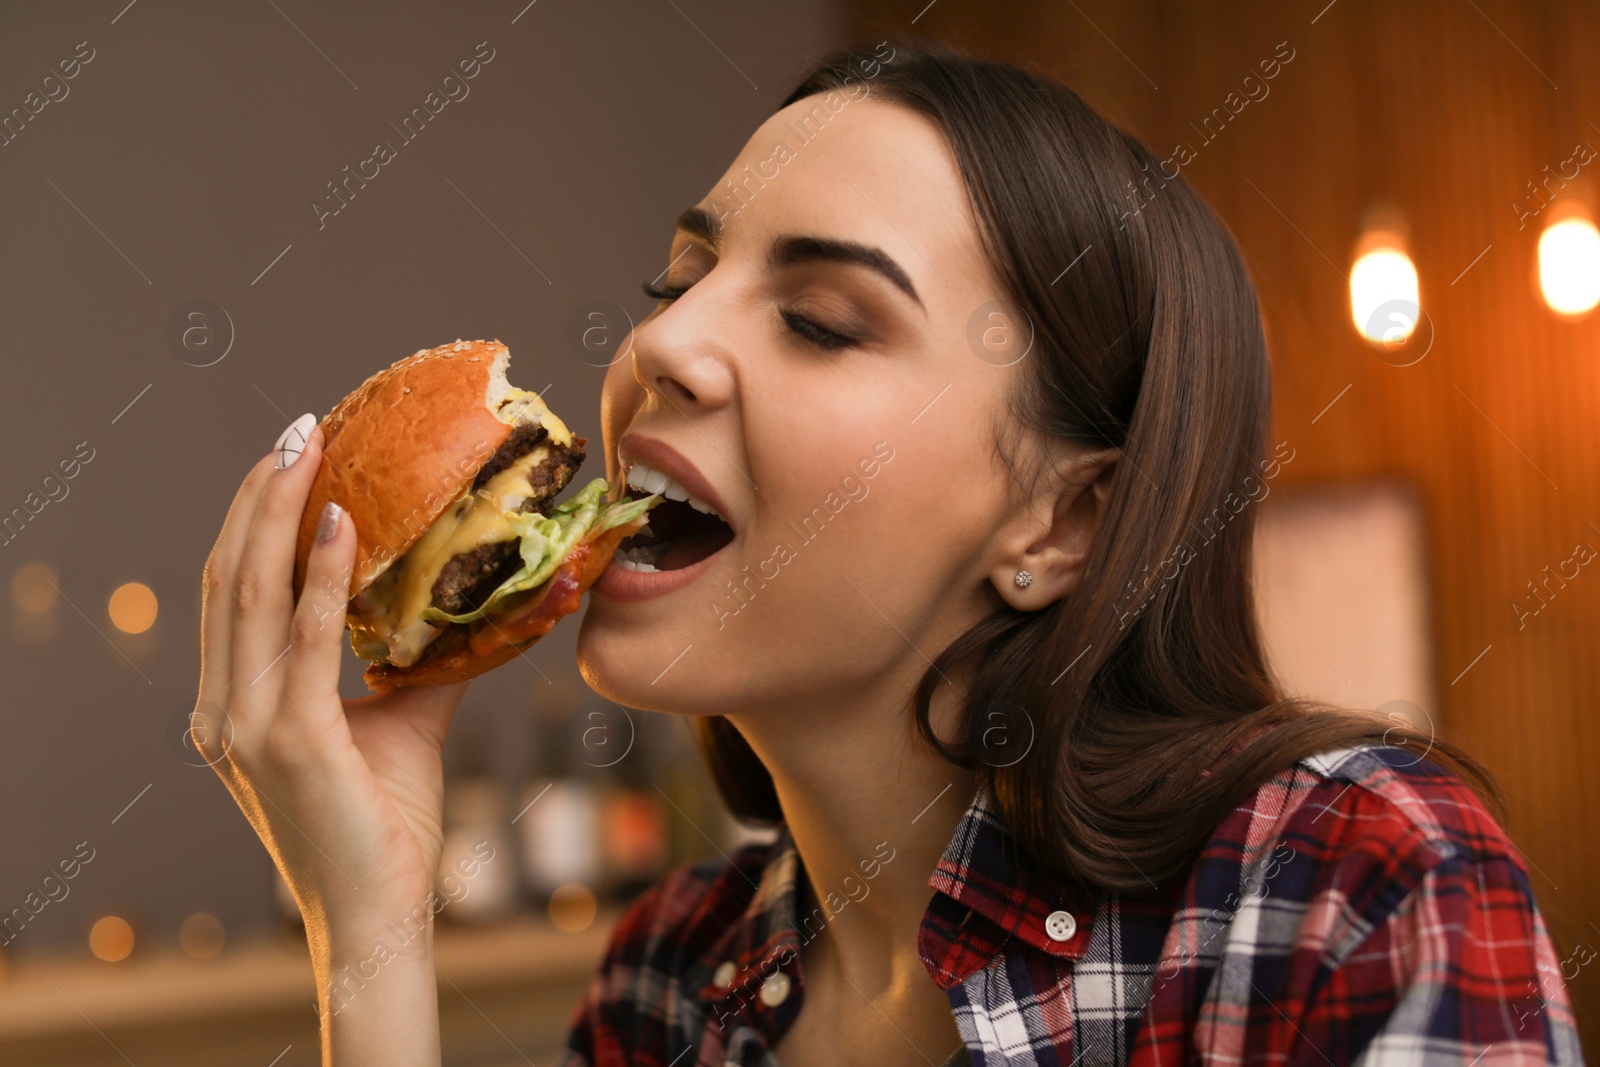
{"left": 1014, "top": 569, "right": 1033, "bottom": 589}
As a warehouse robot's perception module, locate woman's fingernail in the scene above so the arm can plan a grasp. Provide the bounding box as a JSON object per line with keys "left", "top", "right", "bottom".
{"left": 316, "top": 501, "right": 344, "bottom": 544}
{"left": 275, "top": 413, "right": 318, "bottom": 469}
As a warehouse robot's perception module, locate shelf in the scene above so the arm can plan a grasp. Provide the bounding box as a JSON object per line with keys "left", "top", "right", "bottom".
{"left": 0, "top": 911, "right": 617, "bottom": 1044}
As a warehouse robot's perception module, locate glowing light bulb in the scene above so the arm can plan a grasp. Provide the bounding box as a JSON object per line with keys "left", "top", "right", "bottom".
{"left": 1350, "top": 246, "right": 1421, "bottom": 346}
{"left": 1539, "top": 216, "right": 1600, "bottom": 317}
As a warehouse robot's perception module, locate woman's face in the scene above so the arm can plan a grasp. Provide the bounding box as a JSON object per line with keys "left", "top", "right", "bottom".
{"left": 578, "top": 95, "right": 1031, "bottom": 718}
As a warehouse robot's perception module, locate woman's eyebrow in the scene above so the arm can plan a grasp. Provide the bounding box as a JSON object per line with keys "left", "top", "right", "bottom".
{"left": 675, "top": 206, "right": 722, "bottom": 249}
{"left": 769, "top": 234, "right": 924, "bottom": 312}
{"left": 671, "top": 204, "right": 925, "bottom": 312}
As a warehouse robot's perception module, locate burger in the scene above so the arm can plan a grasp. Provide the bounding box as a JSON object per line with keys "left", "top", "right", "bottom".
{"left": 291, "top": 338, "right": 658, "bottom": 690}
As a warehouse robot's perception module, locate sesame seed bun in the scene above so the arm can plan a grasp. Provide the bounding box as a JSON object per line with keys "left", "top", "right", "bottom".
{"left": 293, "top": 339, "right": 522, "bottom": 600}
{"left": 290, "top": 338, "right": 615, "bottom": 691}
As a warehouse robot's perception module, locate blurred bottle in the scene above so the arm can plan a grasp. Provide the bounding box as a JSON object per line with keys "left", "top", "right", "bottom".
{"left": 592, "top": 704, "right": 670, "bottom": 898}
{"left": 517, "top": 712, "right": 602, "bottom": 902}
{"left": 438, "top": 715, "right": 516, "bottom": 924}
{"left": 599, "top": 784, "right": 669, "bottom": 897}
{"left": 647, "top": 714, "right": 770, "bottom": 869}
{"left": 438, "top": 777, "right": 517, "bottom": 924}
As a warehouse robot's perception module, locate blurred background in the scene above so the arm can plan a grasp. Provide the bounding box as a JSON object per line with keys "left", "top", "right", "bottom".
{"left": 0, "top": 0, "right": 1596, "bottom": 1063}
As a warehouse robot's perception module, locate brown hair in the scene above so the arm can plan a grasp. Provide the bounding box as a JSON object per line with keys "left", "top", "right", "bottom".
{"left": 694, "top": 40, "right": 1502, "bottom": 891}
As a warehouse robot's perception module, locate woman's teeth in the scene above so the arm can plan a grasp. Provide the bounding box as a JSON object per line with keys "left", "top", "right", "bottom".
{"left": 612, "top": 548, "right": 660, "bottom": 573}
{"left": 625, "top": 462, "right": 722, "bottom": 517}
{"left": 612, "top": 460, "right": 736, "bottom": 576}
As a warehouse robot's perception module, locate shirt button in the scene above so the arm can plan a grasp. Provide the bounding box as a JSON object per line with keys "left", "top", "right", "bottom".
{"left": 759, "top": 971, "right": 792, "bottom": 1007}
{"left": 713, "top": 961, "right": 737, "bottom": 989}
{"left": 1044, "top": 910, "right": 1077, "bottom": 942}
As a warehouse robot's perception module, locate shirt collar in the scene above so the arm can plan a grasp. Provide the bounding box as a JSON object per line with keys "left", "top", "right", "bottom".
{"left": 920, "top": 784, "right": 1098, "bottom": 977}
{"left": 694, "top": 783, "right": 1101, "bottom": 1002}
{"left": 696, "top": 825, "right": 806, "bottom": 1005}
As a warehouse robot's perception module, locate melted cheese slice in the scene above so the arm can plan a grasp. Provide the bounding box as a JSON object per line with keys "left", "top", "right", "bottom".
{"left": 354, "top": 445, "right": 552, "bottom": 666}
{"left": 497, "top": 387, "right": 571, "bottom": 447}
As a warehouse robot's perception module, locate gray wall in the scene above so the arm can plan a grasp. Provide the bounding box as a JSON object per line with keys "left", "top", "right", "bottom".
{"left": 0, "top": 0, "right": 841, "bottom": 953}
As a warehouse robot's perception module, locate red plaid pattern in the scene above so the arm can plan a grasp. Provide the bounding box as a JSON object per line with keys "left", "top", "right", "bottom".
{"left": 562, "top": 743, "right": 1586, "bottom": 1066}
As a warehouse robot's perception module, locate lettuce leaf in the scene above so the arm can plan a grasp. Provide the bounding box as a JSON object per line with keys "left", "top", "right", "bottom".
{"left": 420, "top": 478, "right": 658, "bottom": 626}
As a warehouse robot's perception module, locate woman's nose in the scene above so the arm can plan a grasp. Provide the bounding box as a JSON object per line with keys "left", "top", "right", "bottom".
{"left": 629, "top": 290, "right": 738, "bottom": 413}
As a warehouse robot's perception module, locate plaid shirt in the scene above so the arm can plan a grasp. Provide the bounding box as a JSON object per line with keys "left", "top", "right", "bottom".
{"left": 562, "top": 743, "right": 1586, "bottom": 1066}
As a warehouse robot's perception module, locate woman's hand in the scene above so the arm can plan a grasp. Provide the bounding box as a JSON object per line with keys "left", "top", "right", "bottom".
{"left": 197, "top": 414, "right": 466, "bottom": 1065}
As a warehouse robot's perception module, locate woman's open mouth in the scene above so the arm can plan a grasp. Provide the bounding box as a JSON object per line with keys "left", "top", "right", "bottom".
{"left": 612, "top": 483, "right": 735, "bottom": 572}
{"left": 594, "top": 447, "right": 737, "bottom": 602}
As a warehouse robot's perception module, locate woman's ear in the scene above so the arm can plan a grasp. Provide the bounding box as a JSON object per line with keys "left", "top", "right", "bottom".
{"left": 990, "top": 446, "right": 1118, "bottom": 610}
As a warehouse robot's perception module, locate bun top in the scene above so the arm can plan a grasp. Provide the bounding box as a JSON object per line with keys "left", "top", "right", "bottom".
{"left": 292, "top": 339, "right": 552, "bottom": 600}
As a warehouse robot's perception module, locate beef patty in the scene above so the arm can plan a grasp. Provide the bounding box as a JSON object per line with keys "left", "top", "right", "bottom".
{"left": 429, "top": 423, "right": 587, "bottom": 616}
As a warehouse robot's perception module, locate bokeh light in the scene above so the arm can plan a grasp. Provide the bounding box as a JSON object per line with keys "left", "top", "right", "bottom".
{"left": 108, "top": 582, "right": 158, "bottom": 634}
{"left": 178, "top": 912, "right": 226, "bottom": 960}
{"left": 1538, "top": 216, "right": 1600, "bottom": 317}
{"left": 1350, "top": 244, "right": 1421, "bottom": 345}
{"left": 548, "top": 883, "right": 597, "bottom": 933}
{"left": 10, "top": 563, "right": 58, "bottom": 614}
{"left": 89, "top": 916, "right": 135, "bottom": 962}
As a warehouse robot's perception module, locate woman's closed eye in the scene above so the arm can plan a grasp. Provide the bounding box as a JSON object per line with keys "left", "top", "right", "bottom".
{"left": 640, "top": 279, "right": 691, "bottom": 302}
{"left": 641, "top": 279, "right": 861, "bottom": 351}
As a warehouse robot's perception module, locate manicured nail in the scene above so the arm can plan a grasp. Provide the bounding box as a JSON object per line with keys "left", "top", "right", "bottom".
{"left": 275, "top": 413, "right": 318, "bottom": 469}
{"left": 316, "top": 501, "right": 343, "bottom": 544}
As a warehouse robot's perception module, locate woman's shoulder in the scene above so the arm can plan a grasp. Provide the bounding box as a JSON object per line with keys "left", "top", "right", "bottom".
{"left": 563, "top": 833, "right": 790, "bottom": 1065}
{"left": 1168, "top": 745, "right": 1584, "bottom": 1065}
{"left": 1260, "top": 740, "right": 1516, "bottom": 867}
{"left": 1194, "top": 738, "right": 1533, "bottom": 943}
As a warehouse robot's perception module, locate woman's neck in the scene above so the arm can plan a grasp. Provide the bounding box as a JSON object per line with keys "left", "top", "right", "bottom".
{"left": 728, "top": 683, "right": 976, "bottom": 988}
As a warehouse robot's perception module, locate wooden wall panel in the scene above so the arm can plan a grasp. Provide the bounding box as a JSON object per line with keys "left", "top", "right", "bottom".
{"left": 852, "top": 0, "right": 1600, "bottom": 1043}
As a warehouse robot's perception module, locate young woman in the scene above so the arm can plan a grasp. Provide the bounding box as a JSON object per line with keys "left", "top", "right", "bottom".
{"left": 198, "top": 41, "right": 1584, "bottom": 1067}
